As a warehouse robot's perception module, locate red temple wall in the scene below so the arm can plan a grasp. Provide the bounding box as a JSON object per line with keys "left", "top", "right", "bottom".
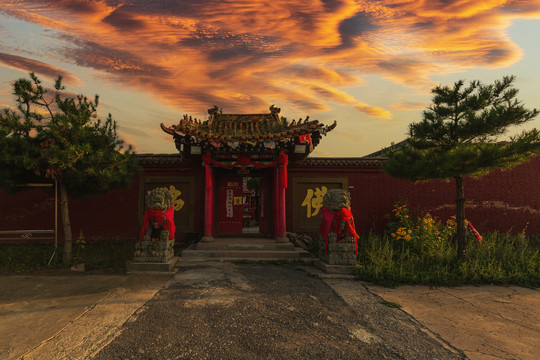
{"left": 1, "top": 154, "right": 539, "bottom": 243}
{"left": 0, "top": 161, "right": 206, "bottom": 243}
{"left": 287, "top": 155, "right": 540, "bottom": 237}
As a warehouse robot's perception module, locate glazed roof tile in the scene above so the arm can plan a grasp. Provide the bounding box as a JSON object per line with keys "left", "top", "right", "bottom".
{"left": 161, "top": 106, "right": 336, "bottom": 144}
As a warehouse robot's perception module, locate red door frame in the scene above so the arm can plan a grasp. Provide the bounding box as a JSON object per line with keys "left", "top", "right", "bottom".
{"left": 254, "top": 172, "right": 273, "bottom": 237}
{"left": 214, "top": 168, "right": 274, "bottom": 237}
{"left": 216, "top": 173, "right": 244, "bottom": 234}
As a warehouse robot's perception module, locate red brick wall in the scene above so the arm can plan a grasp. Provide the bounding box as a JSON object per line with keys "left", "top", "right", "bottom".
{"left": 287, "top": 155, "right": 540, "bottom": 236}
{"left": 0, "top": 161, "right": 206, "bottom": 243}
{"left": 1, "top": 154, "right": 539, "bottom": 243}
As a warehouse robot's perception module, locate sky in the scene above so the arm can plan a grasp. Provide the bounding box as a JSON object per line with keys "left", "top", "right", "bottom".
{"left": 0, "top": 0, "right": 539, "bottom": 157}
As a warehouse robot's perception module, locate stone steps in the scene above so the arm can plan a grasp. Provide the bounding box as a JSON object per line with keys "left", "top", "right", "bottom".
{"left": 194, "top": 241, "right": 296, "bottom": 252}
{"left": 182, "top": 248, "right": 301, "bottom": 259}
{"left": 177, "top": 256, "right": 313, "bottom": 266}
{"left": 178, "top": 237, "right": 316, "bottom": 265}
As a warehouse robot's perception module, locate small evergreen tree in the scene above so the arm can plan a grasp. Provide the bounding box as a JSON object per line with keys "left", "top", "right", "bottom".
{"left": 0, "top": 73, "right": 139, "bottom": 263}
{"left": 383, "top": 76, "right": 540, "bottom": 258}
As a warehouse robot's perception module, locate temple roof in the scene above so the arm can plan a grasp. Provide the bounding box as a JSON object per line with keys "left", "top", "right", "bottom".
{"left": 161, "top": 105, "right": 335, "bottom": 144}
{"left": 160, "top": 105, "right": 336, "bottom": 158}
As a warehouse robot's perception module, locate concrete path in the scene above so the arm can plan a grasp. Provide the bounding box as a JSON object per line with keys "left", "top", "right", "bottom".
{"left": 92, "top": 263, "right": 463, "bottom": 359}
{"left": 0, "top": 264, "right": 538, "bottom": 359}
{"left": 365, "top": 284, "right": 540, "bottom": 360}
{"left": 0, "top": 273, "right": 171, "bottom": 360}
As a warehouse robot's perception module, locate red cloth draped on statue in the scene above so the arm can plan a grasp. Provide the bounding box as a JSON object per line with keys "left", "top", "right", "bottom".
{"left": 319, "top": 207, "right": 335, "bottom": 254}
{"left": 140, "top": 205, "right": 175, "bottom": 241}
{"left": 334, "top": 208, "right": 359, "bottom": 255}
{"left": 318, "top": 206, "right": 359, "bottom": 255}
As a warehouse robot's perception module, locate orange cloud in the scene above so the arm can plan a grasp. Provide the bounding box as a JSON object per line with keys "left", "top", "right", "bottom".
{"left": 354, "top": 102, "right": 392, "bottom": 119}
{"left": 0, "top": 103, "right": 17, "bottom": 112}
{"left": 0, "top": 0, "right": 537, "bottom": 119}
{"left": 0, "top": 52, "right": 79, "bottom": 85}
{"left": 308, "top": 84, "right": 392, "bottom": 119}
{"left": 391, "top": 102, "right": 429, "bottom": 111}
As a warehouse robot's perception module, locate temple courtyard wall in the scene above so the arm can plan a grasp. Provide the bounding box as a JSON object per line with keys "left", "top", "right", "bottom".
{"left": 1, "top": 153, "right": 539, "bottom": 243}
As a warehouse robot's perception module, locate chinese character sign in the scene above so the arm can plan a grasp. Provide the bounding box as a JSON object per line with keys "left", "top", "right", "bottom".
{"left": 226, "top": 189, "right": 234, "bottom": 218}
{"left": 169, "top": 185, "right": 185, "bottom": 211}
{"left": 301, "top": 186, "right": 328, "bottom": 218}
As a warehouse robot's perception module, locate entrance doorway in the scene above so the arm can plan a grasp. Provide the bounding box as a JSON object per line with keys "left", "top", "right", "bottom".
{"left": 216, "top": 170, "right": 271, "bottom": 236}
{"left": 242, "top": 176, "right": 261, "bottom": 234}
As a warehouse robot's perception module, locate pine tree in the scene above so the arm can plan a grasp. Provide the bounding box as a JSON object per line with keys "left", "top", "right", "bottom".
{"left": 0, "top": 73, "right": 139, "bottom": 263}
{"left": 383, "top": 75, "right": 540, "bottom": 258}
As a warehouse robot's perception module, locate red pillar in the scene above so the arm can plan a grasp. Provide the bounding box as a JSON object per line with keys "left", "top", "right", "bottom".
{"left": 273, "top": 167, "right": 279, "bottom": 238}
{"left": 202, "top": 164, "right": 214, "bottom": 242}
{"left": 275, "top": 165, "right": 287, "bottom": 243}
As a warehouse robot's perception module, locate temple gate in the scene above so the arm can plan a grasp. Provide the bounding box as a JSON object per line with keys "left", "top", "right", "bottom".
{"left": 161, "top": 105, "right": 336, "bottom": 243}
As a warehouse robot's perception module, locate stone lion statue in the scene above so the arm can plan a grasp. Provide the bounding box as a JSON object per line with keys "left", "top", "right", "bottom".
{"left": 318, "top": 189, "right": 358, "bottom": 265}
{"left": 135, "top": 187, "right": 175, "bottom": 263}
{"left": 322, "top": 189, "right": 351, "bottom": 212}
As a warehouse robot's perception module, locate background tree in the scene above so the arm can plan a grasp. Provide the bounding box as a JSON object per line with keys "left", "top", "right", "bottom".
{"left": 0, "top": 73, "right": 139, "bottom": 263}
{"left": 383, "top": 75, "right": 540, "bottom": 258}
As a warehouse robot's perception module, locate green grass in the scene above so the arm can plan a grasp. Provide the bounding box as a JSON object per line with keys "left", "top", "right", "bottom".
{"left": 73, "top": 241, "right": 134, "bottom": 273}
{"left": 380, "top": 300, "right": 402, "bottom": 308}
{"left": 0, "top": 241, "right": 134, "bottom": 273}
{"left": 355, "top": 232, "right": 540, "bottom": 288}
{"left": 0, "top": 244, "right": 61, "bottom": 273}
{"left": 3, "top": 232, "right": 539, "bottom": 288}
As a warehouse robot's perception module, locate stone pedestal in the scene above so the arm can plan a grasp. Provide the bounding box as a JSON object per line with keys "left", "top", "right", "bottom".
{"left": 133, "top": 237, "right": 175, "bottom": 263}
{"left": 319, "top": 232, "right": 357, "bottom": 266}
{"left": 128, "top": 230, "right": 178, "bottom": 273}
{"left": 313, "top": 260, "right": 356, "bottom": 276}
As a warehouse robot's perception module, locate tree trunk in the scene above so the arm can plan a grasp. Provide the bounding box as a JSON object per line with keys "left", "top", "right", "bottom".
{"left": 59, "top": 181, "right": 73, "bottom": 264}
{"left": 455, "top": 176, "right": 467, "bottom": 259}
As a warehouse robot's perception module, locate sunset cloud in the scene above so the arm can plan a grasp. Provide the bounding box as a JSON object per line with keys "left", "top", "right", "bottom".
{"left": 354, "top": 102, "right": 392, "bottom": 119}
{"left": 391, "top": 102, "right": 430, "bottom": 111}
{"left": 0, "top": 52, "right": 79, "bottom": 84}
{"left": 0, "top": 0, "right": 537, "bottom": 123}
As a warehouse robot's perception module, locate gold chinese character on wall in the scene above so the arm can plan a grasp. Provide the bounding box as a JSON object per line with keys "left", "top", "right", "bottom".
{"left": 301, "top": 186, "right": 327, "bottom": 218}
{"left": 169, "top": 185, "right": 185, "bottom": 211}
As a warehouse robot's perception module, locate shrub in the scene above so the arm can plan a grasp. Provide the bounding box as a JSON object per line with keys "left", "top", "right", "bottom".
{"left": 356, "top": 201, "right": 540, "bottom": 287}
